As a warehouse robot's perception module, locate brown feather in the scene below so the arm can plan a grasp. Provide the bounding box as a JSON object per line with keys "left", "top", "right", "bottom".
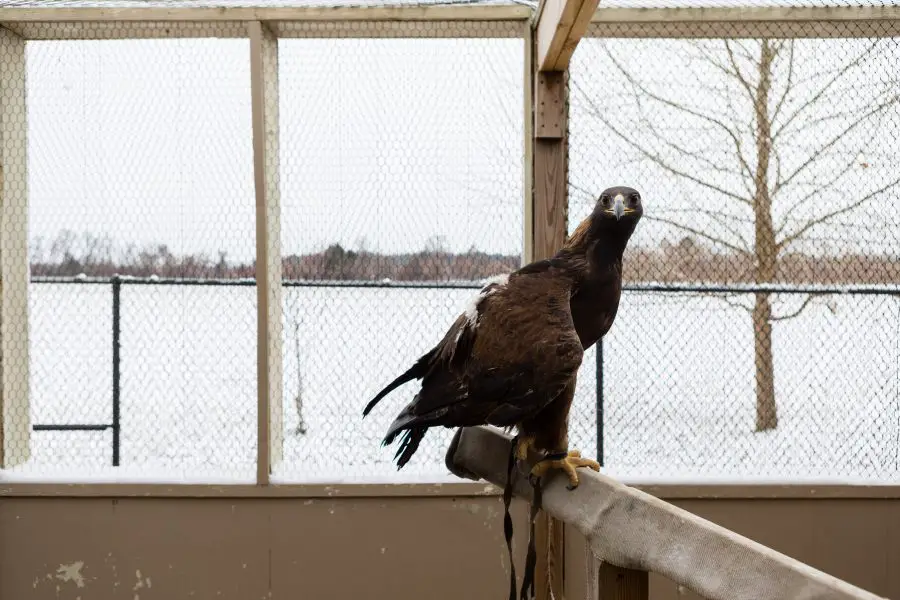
{"left": 365, "top": 185, "right": 643, "bottom": 468}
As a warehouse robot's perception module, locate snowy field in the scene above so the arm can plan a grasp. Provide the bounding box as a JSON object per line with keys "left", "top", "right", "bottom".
{"left": 3, "top": 283, "right": 899, "bottom": 484}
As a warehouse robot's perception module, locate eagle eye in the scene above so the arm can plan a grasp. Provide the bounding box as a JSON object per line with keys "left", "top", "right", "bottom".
{"left": 630, "top": 193, "right": 641, "bottom": 205}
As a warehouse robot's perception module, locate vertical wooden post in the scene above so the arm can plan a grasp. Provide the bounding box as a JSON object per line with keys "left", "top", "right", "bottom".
{"left": 531, "top": 67, "right": 569, "bottom": 600}
{"left": 522, "top": 23, "right": 535, "bottom": 266}
{"left": 532, "top": 71, "right": 568, "bottom": 260}
{"left": 597, "top": 563, "right": 649, "bottom": 600}
{"left": 0, "top": 26, "right": 30, "bottom": 469}
{"left": 249, "top": 21, "right": 283, "bottom": 484}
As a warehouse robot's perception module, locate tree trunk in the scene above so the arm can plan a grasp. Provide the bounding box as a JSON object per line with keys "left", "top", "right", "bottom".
{"left": 752, "top": 40, "right": 779, "bottom": 432}
{"left": 753, "top": 292, "right": 777, "bottom": 430}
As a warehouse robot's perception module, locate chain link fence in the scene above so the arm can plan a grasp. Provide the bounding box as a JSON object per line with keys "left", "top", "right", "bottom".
{"left": 567, "top": 19, "right": 900, "bottom": 481}
{"left": 2, "top": 24, "right": 525, "bottom": 481}
{"left": 14, "top": 37, "right": 258, "bottom": 479}
{"left": 5, "top": 9, "right": 899, "bottom": 485}
{"left": 276, "top": 33, "right": 524, "bottom": 481}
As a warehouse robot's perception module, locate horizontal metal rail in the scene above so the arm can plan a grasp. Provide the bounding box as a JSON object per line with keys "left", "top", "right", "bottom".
{"left": 30, "top": 276, "right": 486, "bottom": 290}
{"left": 33, "top": 424, "right": 111, "bottom": 432}
{"left": 29, "top": 276, "right": 900, "bottom": 295}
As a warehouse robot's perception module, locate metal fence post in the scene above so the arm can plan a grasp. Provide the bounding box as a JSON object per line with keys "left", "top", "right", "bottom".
{"left": 111, "top": 275, "right": 121, "bottom": 467}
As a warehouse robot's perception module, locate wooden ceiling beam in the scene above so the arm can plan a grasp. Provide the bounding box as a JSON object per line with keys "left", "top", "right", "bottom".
{"left": 535, "top": 0, "right": 599, "bottom": 72}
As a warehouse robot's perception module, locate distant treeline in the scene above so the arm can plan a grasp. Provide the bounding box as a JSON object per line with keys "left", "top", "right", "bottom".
{"left": 29, "top": 230, "right": 898, "bottom": 284}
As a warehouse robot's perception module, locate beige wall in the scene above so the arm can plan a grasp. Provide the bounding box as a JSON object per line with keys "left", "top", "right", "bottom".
{"left": 0, "top": 492, "right": 530, "bottom": 600}
{"left": 0, "top": 488, "right": 897, "bottom": 600}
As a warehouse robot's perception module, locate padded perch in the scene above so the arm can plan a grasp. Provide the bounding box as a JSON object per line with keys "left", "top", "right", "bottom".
{"left": 445, "top": 426, "right": 886, "bottom": 600}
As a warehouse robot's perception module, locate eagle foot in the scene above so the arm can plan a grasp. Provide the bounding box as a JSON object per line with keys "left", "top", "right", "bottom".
{"left": 515, "top": 435, "right": 537, "bottom": 461}
{"left": 529, "top": 449, "right": 600, "bottom": 490}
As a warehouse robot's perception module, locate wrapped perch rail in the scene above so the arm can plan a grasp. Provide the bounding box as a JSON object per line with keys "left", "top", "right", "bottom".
{"left": 445, "top": 425, "right": 887, "bottom": 600}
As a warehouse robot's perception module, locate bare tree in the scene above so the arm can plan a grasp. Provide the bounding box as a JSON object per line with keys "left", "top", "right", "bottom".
{"left": 572, "top": 37, "right": 900, "bottom": 431}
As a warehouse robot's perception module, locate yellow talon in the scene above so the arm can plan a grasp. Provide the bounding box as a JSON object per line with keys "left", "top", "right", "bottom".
{"left": 529, "top": 449, "right": 600, "bottom": 489}
{"left": 515, "top": 435, "right": 536, "bottom": 461}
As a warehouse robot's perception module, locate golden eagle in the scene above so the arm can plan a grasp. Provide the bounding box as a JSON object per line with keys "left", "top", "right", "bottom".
{"left": 362, "top": 186, "right": 643, "bottom": 488}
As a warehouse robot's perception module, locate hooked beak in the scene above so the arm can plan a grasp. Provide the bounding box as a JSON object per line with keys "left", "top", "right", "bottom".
{"left": 612, "top": 195, "right": 625, "bottom": 221}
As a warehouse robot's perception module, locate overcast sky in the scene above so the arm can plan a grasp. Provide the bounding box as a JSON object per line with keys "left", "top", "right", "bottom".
{"left": 24, "top": 31, "right": 899, "bottom": 264}
{"left": 27, "top": 37, "right": 524, "bottom": 262}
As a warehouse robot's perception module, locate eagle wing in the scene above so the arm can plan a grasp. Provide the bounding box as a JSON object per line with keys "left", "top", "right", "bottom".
{"left": 378, "top": 269, "right": 584, "bottom": 466}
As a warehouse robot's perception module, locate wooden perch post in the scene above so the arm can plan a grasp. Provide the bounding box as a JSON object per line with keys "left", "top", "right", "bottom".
{"left": 530, "top": 0, "right": 597, "bottom": 596}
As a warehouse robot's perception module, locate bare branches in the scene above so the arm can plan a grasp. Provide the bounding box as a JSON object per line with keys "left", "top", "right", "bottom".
{"left": 774, "top": 153, "right": 861, "bottom": 237}
{"left": 572, "top": 67, "right": 752, "bottom": 208}
{"left": 601, "top": 45, "right": 756, "bottom": 195}
{"left": 774, "top": 90, "right": 899, "bottom": 194}
{"left": 770, "top": 40, "right": 795, "bottom": 125}
{"left": 724, "top": 40, "right": 756, "bottom": 102}
{"left": 778, "top": 174, "right": 900, "bottom": 251}
{"left": 771, "top": 294, "right": 816, "bottom": 322}
{"left": 572, "top": 36, "right": 895, "bottom": 277}
{"left": 773, "top": 39, "right": 882, "bottom": 141}
{"left": 654, "top": 207, "right": 753, "bottom": 250}
{"left": 644, "top": 214, "right": 750, "bottom": 255}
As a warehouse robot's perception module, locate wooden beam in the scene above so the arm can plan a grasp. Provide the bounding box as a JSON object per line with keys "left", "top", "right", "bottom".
{"left": 249, "top": 21, "right": 283, "bottom": 485}
{"left": 274, "top": 20, "right": 523, "bottom": 39}
{"left": 522, "top": 23, "right": 534, "bottom": 265}
{"left": 530, "top": 33, "right": 569, "bottom": 599}
{"left": 534, "top": 513, "right": 566, "bottom": 600}
{"left": 598, "top": 563, "right": 649, "bottom": 600}
{"left": 0, "top": 5, "right": 532, "bottom": 23}
{"left": 534, "top": 71, "right": 566, "bottom": 139}
{"left": 535, "top": 0, "right": 599, "bottom": 72}
{"left": 4, "top": 19, "right": 527, "bottom": 41}
{"left": 0, "top": 25, "right": 30, "bottom": 469}
{"left": 590, "top": 5, "right": 900, "bottom": 23}
{"left": 532, "top": 74, "right": 568, "bottom": 262}
{"left": 587, "top": 19, "right": 900, "bottom": 40}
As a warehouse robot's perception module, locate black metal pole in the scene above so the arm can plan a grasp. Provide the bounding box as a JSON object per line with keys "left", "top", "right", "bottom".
{"left": 112, "top": 275, "right": 121, "bottom": 467}
{"left": 596, "top": 339, "right": 604, "bottom": 467}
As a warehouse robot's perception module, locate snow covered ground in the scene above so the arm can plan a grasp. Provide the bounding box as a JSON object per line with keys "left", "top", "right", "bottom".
{"left": 3, "top": 283, "right": 899, "bottom": 484}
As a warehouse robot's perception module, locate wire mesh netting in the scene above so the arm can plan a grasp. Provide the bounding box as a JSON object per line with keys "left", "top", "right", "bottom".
{"left": 276, "top": 34, "right": 524, "bottom": 481}
{"left": 567, "top": 21, "right": 900, "bottom": 481}
{"left": 8, "top": 37, "right": 258, "bottom": 480}
{"left": 4, "top": 10, "right": 899, "bottom": 485}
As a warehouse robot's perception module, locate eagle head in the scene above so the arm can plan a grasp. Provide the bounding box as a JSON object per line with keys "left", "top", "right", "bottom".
{"left": 564, "top": 185, "right": 643, "bottom": 254}
{"left": 594, "top": 186, "right": 642, "bottom": 224}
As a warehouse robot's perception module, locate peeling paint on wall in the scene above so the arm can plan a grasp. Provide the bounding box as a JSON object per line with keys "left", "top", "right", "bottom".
{"left": 56, "top": 561, "right": 87, "bottom": 588}
{"left": 133, "top": 569, "right": 152, "bottom": 598}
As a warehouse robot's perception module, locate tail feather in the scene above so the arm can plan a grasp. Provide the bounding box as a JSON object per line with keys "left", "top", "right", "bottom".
{"left": 381, "top": 400, "right": 429, "bottom": 469}
{"left": 362, "top": 348, "right": 436, "bottom": 417}
{"left": 392, "top": 427, "right": 427, "bottom": 469}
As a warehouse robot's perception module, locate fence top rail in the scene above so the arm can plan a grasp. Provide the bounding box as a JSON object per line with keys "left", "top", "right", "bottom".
{"left": 28, "top": 275, "right": 900, "bottom": 295}
{"left": 29, "top": 275, "right": 491, "bottom": 289}
{"left": 446, "top": 425, "right": 887, "bottom": 600}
